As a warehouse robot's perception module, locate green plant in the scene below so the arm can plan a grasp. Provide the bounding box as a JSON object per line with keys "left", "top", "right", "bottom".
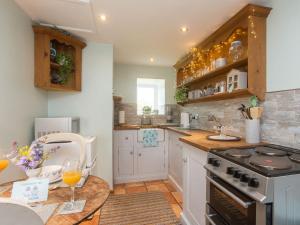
{"left": 142, "top": 106, "right": 152, "bottom": 115}
{"left": 175, "top": 86, "right": 188, "bottom": 103}
{"left": 249, "top": 95, "right": 259, "bottom": 107}
{"left": 55, "top": 52, "right": 73, "bottom": 84}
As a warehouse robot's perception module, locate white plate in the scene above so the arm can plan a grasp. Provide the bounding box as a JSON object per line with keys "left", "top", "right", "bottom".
{"left": 39, "top": 165, "right": 62, "bottom": 184}
{"left": 207, "top": 135, "right": 241, "bottom": 141}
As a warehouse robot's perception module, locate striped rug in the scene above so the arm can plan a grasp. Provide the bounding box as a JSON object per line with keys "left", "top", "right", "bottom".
{"left": 99, "top": 192, "right": 181, "bottom": 225}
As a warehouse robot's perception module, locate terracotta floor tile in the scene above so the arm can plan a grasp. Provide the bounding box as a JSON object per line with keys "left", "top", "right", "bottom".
{"left": 163, "top": 192, "right": 177, "bottom": 204}
{"left": 172, "top": 192, "right": 183, "bottom": 203}
{"left": 164, "top": 182, "right": 177, "bottom": 192}
{"left": 171, "top": 204, "right": 182, "bottom": 218}
{"left": 113, "top": 184, "right": 126, "bottom": 195}
{"left": 126, "top": 186, "right": 147, "bottom": 194}
{"left": 145, "top": 180, "right": 164, "bottom": 185}
{"left": 125, "top": 182, "right": 145, "bottom": 188}
{"left": 146, "top": 183, "right": 169, "bottom": 192}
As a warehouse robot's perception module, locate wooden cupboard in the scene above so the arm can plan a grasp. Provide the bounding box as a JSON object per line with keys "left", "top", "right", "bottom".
{"left": 33, "top": 25, "right": 86, "bottom": 91}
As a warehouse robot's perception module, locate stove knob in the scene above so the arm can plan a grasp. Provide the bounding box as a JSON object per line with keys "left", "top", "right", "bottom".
{"left": 226, "top": 167, "right": 236, "bottom": 175}
{"left": 208, "top": 158, "right": 215, "bottom": 165}
{"left": 212, "top": 159, "right": 220, "bottom": 167}
{"left": 233, "top": 170, "right": 242, "bottom": 179}
{"left": 248, "top": 178, "right": 259, "bottom": 188}
{"left": 240, "top": 174, "right": 250, "bottom": 183}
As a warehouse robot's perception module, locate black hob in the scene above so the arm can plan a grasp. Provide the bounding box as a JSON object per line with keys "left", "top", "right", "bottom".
{"left": 211, "top": 144, "right": 300, "bottom": 177}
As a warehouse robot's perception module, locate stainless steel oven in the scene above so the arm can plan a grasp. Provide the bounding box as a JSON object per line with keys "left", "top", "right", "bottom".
{"left": 205, "top": 170, "right": 272, "bottom": 225}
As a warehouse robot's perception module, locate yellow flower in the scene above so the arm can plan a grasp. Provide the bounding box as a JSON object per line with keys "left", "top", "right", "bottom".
{"left": 18, "top": 146, "right": 30, "bottom": 157}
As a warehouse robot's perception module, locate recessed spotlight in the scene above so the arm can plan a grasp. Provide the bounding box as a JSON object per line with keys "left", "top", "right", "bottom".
{"left": 150, "top": 57, "right": 154, "bottom": 62}
{"left": 99, "top": 14, "right": 107, "bottom": 21}
{"left": 180, "top": 26, "right": 189, "bottom": 33}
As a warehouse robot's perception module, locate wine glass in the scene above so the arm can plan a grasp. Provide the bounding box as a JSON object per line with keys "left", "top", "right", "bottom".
{"left": 62, "top": 160, "right": 82, "bottom": 209}
{"left": 0, "top": 153, "right": 9, "bottom": 173}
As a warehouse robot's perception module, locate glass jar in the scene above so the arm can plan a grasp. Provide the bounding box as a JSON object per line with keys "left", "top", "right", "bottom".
{"left": 229, "top": 40, "right": 244, "bottom": 62}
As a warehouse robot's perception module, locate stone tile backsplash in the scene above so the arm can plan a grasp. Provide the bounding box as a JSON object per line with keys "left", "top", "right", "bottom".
{"left": 114, "top": 89, "right": 300, "bottom": 148}
{"left": 180, "top": 89, "right": 300, "bottom": 149}
{"left": 114, "top": 103, "right": 180, "bottom": 126}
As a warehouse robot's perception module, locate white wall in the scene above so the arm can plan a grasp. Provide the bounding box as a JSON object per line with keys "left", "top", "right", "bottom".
{"left": 48, "top": 43, "right": 114, "bottom": 188}
{"left": 267, "top": 0, "right": 300, "bottom": 92}
{"left": 114, "top": 63, "right": 176, "bottom": 104}
{"left": 0, "top": 0, "right": 48, "bottom": 183}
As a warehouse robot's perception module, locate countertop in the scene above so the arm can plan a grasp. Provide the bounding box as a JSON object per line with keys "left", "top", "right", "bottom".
{"left": 166, "top": 127, "right": 261, "bottom": 151}
{"left": 114, "top": 124, "right": 179, "bottom": 130}
{"left": 114, "top": 125, "right": 261, "bottom": 151}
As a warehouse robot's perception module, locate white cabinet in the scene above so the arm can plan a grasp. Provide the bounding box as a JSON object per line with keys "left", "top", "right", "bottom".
{"left": 114, "top": 129, "right": 167, "bottom": 184}
{"left": 168, "top": 130, "right": 184, "bottom": 193}
{"left": 118, "top": 147, "right": 134, "bottom": 177}
{"left": 182, "top": 143, "right": 207, "bottom": 225}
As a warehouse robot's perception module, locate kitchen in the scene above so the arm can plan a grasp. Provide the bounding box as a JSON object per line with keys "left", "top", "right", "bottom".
{"left": 0, "top": 0, "right": 300, "bottom": 225}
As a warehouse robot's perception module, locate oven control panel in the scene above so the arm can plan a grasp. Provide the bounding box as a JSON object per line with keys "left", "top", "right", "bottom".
{"left": 206, "top": 154, "right": 274, "bottom": 203}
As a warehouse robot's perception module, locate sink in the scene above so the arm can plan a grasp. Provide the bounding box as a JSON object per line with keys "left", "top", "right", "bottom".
{"left": 207, "top": 135, "right": 241, "bottom": 141}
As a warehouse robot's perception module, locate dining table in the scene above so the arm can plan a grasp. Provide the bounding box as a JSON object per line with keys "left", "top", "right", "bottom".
{"left": 0, "top": 175, "right": 110, "bottom": 225}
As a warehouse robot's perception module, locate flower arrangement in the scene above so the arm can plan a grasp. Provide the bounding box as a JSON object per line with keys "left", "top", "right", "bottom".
{"left": 10, "top": 138, "right": 59, "bottom": 171}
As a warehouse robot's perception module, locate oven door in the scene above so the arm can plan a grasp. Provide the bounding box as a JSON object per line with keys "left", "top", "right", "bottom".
{"left": 206, "top": 174, "right": 256, "bottom": 225}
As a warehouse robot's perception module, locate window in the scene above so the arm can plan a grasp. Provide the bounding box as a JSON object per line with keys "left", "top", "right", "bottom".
{"left": 137, "top": 78, "right": 165, "bottom": 115}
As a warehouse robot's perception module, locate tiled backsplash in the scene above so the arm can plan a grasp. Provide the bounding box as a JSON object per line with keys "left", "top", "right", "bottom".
{"left": 180, "top": 89, "right": 300, "bottom": 148}
{"left": 114, "top": 103, "right": 180, "bottom": 125}
{"left": 114, "top": 89, "right": 300, "bottom": 148}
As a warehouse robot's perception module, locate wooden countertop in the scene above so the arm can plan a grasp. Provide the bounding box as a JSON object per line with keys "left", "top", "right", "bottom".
{"left": 114, "top": 125, "right": 261, "bottom": 151}
{"left": 166, "top": 127, "right": 261, "bottom": 151}
{"left": 114, "top": 124, "right": 179, "bottom": 130}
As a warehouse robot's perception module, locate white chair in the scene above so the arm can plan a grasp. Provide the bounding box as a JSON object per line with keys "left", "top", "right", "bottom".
{"left": 39, "top": 133, "right": 87, "bottom": 169}
{"left": 0, "top": 198, "right": 44, "bottom": 225}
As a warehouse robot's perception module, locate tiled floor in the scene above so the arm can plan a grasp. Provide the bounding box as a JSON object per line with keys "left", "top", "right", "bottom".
{"left": 81, "top": 180, "right": 183, "bottom": 225}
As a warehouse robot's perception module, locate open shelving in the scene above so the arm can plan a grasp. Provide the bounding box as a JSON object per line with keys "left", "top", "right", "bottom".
{"left": 174, "top": 4, "right": 271, "bottom": 105}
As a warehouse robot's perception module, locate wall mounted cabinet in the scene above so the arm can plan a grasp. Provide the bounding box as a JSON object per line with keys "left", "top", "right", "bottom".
{"left": 33, "top": 25, "right": 86, "bottom": 91}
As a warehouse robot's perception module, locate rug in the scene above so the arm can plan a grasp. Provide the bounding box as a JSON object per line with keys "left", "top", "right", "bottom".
{"left": 99, "top": 192, "right": 181, "bottom": 225}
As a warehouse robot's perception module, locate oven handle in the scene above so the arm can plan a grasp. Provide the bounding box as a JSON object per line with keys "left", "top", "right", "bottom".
{"left": 206, "top": 214, "right": 217, "bottom": 225}
{"left": 206, "top": 176, "right": 254, "bottom": 208}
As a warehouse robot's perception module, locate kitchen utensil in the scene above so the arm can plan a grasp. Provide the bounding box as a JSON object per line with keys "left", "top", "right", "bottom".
{"left": 250, "top": 107, "right": 263, "bottom": 119}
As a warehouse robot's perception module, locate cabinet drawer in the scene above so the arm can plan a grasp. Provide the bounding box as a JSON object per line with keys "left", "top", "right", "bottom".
{"left": 118, "top": 131, "right": 134, "bottom": 146}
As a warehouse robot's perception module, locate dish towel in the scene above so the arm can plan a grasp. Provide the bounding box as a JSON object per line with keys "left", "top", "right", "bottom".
{"left": 143, "top": 129, "right": 159, "bottom": 147}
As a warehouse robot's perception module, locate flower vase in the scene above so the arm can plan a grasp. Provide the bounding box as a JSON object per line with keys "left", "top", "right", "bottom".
{"left": 25, "top": 167, "right": 42, "bottom": 179}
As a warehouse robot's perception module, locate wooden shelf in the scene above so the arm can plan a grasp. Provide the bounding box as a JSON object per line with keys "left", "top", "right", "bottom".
{"left": 179, "top": 89, "right": 250, "bottom": 105}
{"left": 33, "top": 25, "right": 86, "bottom": 92}
{"left": 174, "top": 4, "right": 271, "bottom": 103}
{"left": 177, "top": 58, "right": 248, "bottom": 88}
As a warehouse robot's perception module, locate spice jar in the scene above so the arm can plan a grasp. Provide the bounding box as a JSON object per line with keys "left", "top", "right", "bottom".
{"left": 229, "top": 40, "right": 244, "bottom": 62}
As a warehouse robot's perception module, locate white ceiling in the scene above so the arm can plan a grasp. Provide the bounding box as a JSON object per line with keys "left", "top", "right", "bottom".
{"left": 15, "top": 0, "right": 269, "bottom": 66}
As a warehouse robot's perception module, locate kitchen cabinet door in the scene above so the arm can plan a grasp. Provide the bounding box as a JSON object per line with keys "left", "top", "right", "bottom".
{"left": 137, "top": 145, "right": 165, "bottom": 176}
{"left": 168, "top": 132, "right": 183, "bottom": 191}
{"left": 182, "top": 144, "right": 207, "bottom": 225}
{"left": 117, "top": 147, "right": 134, "bottom": 177}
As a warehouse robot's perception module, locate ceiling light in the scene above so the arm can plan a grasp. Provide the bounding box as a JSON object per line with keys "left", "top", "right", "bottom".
{"left": 180, "top": 26, "right": 189, "bottom": 33}
{"left": 99, "top": 14, "right": 107, "bottom": 22}
{"left": 150, "top": 57, "right": 154, "bottom": 62}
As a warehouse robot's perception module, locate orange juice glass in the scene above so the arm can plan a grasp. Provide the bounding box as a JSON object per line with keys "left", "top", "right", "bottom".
{"left": 62, "top": 160, "right": 81, "bottom": 208}
{"left": 0, "top": 159, "right": 9, "bottom": 172}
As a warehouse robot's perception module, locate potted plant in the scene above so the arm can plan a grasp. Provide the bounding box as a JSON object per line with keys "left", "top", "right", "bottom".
{"left": 51, "top": 52, "right": 74, "bottom": 85}
{"left": 175, "top": 86, "right": 188, "bottom": 103}
{"left": 141, "top": 106, "right": 152, "bottom": 125}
